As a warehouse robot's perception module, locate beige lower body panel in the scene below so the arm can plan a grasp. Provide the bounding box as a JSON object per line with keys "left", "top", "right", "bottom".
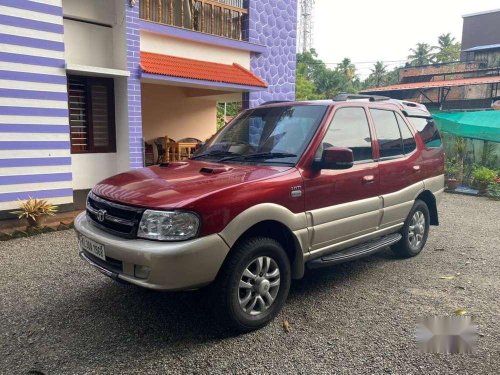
{"left": 306, "top": 176, "right": 443, "bottom": 257}
{"left": 306, "top": 223, "right": 404, "bottom": 261}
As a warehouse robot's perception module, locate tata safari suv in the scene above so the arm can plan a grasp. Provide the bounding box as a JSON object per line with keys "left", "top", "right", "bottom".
{"left": 75, "top": 94, "right": 444, "bottom": 331}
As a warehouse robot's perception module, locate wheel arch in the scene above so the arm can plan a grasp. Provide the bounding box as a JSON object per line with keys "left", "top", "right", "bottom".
{"left": 416, "top": 190, "right": 439, "bottom": 225}
{"left": 235, "top": 220, "right": 305, "bottom": 279}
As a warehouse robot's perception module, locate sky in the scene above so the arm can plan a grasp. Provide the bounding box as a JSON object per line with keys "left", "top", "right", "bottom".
{"left": 312, "top": 0, "right": 500, "bottom": 79}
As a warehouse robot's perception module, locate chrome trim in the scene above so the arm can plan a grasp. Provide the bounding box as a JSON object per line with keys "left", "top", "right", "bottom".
{"left": 88, "top": 192, "right": 144, "bottom": 213}
{"left": 86, "top": 203, "right": 135, "bottom": 226}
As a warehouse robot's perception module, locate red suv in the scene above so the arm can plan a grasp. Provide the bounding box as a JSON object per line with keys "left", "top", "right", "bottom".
{"left": 75, "top": 94, "right": 444, "bottom": 331}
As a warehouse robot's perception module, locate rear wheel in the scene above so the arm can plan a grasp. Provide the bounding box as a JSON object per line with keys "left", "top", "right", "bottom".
{"left": 212, "top": 237, "right": 291, "bottom": 332}
{"left": 392, "top": 200, "right": 430, "bottom": 258}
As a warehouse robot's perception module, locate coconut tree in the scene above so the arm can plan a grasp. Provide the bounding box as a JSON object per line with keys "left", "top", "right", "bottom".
{"left": 434, "top": 33, "right": 461, "bottom": 63}
{"left": 370, "top": 61, "right": 388, "bottom": 87}
{"left": 336, "top": 58, "right": 356, "bottom": 81}
{"left": 408, "top": 43, "right": 435, "bottom": 66}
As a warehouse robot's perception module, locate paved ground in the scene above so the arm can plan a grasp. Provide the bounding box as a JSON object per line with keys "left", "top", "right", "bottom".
{"left": 1, "top": 194, "right": 499, "bottom": 374}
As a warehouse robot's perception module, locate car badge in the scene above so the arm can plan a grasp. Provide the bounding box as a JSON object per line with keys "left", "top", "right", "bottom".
{"left": 97, "top": 209, "right": 107, "bottom": 222}
{"left": 290, "top": 186, "right": 303, "bottom": 198}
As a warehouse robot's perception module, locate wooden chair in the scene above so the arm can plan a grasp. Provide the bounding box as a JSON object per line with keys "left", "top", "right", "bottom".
{"left": 164, "top": 136, "right": 180, "bottom": 162}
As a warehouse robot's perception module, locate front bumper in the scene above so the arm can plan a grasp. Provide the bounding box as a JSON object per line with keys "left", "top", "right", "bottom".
{"left": 74, "top": 212, "right": 230, "bottom": 291}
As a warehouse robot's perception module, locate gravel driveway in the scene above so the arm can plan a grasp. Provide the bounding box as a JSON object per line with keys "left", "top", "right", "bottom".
{"left": 1, "top": 194, "right": 499, "bottom": 374}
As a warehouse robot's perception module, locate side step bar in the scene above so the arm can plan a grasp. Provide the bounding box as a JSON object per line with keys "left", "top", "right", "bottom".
{"left": 306, "top": 233, "right": 402, "bottom": 270}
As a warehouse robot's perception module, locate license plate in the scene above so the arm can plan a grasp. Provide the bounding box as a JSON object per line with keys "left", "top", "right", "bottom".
{"left": 79, "top": 235, "right": 106, "bottom": 261}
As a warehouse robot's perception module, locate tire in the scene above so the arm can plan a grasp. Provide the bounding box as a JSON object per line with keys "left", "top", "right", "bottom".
{"left": 211, "top": 237, "right": 291, "bottom": 332}
{"left": 392, "top": 199, "right": 430, "bottom": 258}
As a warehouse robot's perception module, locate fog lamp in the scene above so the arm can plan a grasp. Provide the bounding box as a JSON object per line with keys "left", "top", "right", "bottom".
{"left": 134, "top": 264, "right": 151, "bottom": 279}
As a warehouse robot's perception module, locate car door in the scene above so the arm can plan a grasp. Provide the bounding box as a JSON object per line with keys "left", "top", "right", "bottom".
{"left": 369, "top": 108, "right": 423, "bottom": 229}
{"left": 303, "top": 106, "right": 380, "bottom": 254}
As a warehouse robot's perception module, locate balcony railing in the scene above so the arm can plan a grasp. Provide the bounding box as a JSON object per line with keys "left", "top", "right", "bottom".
{"left": 140, "top": 0, "right": 247, "bottom": 40}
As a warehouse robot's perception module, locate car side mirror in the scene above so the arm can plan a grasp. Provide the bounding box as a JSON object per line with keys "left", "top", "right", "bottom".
{"left": 317, "top": 147, "right": 354, "bottom": 170}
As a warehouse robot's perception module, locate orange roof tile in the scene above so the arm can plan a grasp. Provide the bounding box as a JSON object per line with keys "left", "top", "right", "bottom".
{"left": 362, "top": 75, "right": 500, "bottom": 93}
{"left": 140, "top": 51, "right": 267, "bottom": 88}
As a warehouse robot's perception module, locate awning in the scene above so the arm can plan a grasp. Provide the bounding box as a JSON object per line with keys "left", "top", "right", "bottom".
{"left": 463, "top": 43, "right": 500, "bottom": 52}
{"left": 140, "top": 51, "right": 267, "bottom": 89}
{"left": 361, "top": 75, "right": 500, "bottom": 93}
{"left": 433, "top": 111, "right": 500, "bottom": 142}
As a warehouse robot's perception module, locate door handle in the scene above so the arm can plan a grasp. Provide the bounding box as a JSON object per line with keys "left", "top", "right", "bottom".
{"left": 362, "top": 175, "right": 375, "bottom": 184}
{"left": 413, "top": 165, "right": 421, "bottom": 173}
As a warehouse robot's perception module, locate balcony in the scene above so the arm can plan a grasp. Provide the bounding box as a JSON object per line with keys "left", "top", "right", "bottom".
{"left": 140, "top": 0, "right": 247, "bottom": 40}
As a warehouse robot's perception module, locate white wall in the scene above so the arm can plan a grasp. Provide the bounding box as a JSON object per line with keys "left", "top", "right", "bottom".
{"left": 141, "top": 31, "right": 251, "bottom": 69}
{"left": 71, "top": 154, "right": 118, "bottom": 190}
{"left": 63, "top": 0, "right": 132, "bottom": 190}
{"left": 62, "top": 0, "right": 127, "bottom": 70}
{"left": 142, "top": 84, "right": 217, "bottom": 143}
{"left": 63, "top": 19, "right": 114, "bottom": 68}
{"left": 62, "top": 0, "right": 115, "bottom": 25}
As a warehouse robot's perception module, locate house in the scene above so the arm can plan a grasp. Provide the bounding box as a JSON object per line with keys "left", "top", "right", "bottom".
{"left": 361, "top": 9, "right": 500, "bottom": 111}
{"left": 0, "top": 0, "right": 298, "bottom": 217}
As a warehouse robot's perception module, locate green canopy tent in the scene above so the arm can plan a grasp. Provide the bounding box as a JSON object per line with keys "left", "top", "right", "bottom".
{"left": 432, "top": 111, "right": 500, "bottom": 143}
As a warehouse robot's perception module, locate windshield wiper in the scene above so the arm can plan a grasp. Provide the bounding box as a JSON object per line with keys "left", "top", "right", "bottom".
{"left": 220, "top": 152, "right": 297, "bottom": 162}
{"left": 190, "top": 150, "right": 239, "bottom": 160}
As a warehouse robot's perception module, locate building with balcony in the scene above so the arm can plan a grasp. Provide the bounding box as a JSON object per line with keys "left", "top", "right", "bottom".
{"left": 0, "top": 0, "right": 298, "bottom": 216}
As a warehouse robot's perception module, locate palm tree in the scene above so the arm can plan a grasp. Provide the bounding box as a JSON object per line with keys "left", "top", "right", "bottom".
{"left": 370, "top": 61, "right": 387, "bottom": 87}
{"left": 337, "top": 58, "right": 356, "bottom": 81}
{"left": 408, "top": 43, "right": 435, "bottom": 66}
{"left": 434, "top": 33, "right": 461, "bottom": 63}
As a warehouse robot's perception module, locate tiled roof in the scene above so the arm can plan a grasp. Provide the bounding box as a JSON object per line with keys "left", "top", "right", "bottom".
{"left": 140, "top": 51, "right": 267, "bottom": 88}
{"left": 361, "top": 75, "right": 500, "bottom": 93}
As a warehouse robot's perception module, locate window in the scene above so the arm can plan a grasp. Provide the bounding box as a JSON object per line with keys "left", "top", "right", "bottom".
{"left": 198, "top": 105, "right": 328, "bottom": 165}
{"left": 395, "top": 113, "right": 417, "bottom": 154}
{"left": 407, "top": 117, "right": 443, "bottom": 148}
{"left": 316, "top": 107, "right": 373, "bottom": 162}
{"left": 370, "top": 109, "right": 403, "bottom": 159}
{"left": 68, "top": 75, "right": 116, "bottom": 154}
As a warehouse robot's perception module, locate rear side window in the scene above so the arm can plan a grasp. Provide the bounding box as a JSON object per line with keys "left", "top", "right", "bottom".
{"left": 316, "top": 107, "right": 373, "bottom": 162}
{"left": 395, "top": 113, "right": 417, "bottom": 154}
{"left": 370, "top": 109, "right": 403, "bottom": 159}
{"left": 407, "top": 117, "right": 442, "bottom": 148}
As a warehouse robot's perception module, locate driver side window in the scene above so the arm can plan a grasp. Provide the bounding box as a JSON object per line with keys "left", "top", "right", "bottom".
{"left": 316, "top": 107, "right": 373, "bottom": 162}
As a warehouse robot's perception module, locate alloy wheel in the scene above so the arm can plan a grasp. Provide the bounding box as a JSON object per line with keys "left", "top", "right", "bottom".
{"left": 238, "top": 256, "right": 281, "bottom": 316}
{"left": 408, "top": 210, "right": 426, "bottom": 249}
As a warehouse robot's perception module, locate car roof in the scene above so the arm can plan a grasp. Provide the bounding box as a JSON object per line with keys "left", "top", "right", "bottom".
{"left": 257, "top": 95, "right": 432, "bottom": 118}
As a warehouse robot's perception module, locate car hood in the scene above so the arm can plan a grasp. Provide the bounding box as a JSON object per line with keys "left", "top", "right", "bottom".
{"left": 92, "top": 160, "right": 292, "bottom": 209}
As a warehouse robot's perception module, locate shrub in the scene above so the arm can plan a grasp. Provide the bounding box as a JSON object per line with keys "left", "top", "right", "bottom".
{"left": 472, "top": 167, "right": 497, "bottom": 185}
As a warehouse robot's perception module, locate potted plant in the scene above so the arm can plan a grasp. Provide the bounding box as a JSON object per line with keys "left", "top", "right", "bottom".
{"left": 472, "top": 167, "right": 497, "bottom": 195}
{"left": 12, "top": 198, "right": 57, "bottom": 229}
{"left": 445, "top": 158, "right": 459, "bottom": 190}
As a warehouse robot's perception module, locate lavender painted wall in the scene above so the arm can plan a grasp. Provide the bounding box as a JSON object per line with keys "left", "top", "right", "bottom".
{"left": 244, "top": 0, "right": 298, "bottom": 108}
{"left": 126, "top": 2, "right": 144, "bottom": 169}
{"left": 0, "top": 0, "right": 73, "bottom": 212}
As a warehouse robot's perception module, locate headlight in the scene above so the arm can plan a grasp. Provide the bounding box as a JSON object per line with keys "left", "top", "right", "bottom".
{"left": 137, "top": 210, "right": 200, "bottom": 241}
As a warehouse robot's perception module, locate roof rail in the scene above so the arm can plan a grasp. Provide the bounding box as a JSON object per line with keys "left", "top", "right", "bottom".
{"left": 260, "top": 100, "right": 290, "bottom": 106}
{"left": 333, "top": 93, "right": 391, "bottom": 102}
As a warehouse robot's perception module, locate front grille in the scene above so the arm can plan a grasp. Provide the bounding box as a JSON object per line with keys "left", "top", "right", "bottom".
{"left": 87, "top": 192, "right": 144, "bottom": 238}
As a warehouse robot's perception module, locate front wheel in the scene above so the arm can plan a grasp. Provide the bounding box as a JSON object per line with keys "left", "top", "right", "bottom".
{"left": 392, "top": 200, "right": 430, "bottom": 258}
{"left": 212, "top": 237, "right": 291, "bottom": 332}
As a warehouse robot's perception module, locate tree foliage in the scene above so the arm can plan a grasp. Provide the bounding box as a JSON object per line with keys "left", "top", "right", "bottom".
{"left": 296, "top": 50, "right": 361, "bottom": 100}
{"left": 295, "top": 33, "right": 461, "bottom": 98}
{"left": 408, "top": 43, "right": 435, "bottom": 66}
{"left": 433, "top": 33, "right": 461, "bottom": 63}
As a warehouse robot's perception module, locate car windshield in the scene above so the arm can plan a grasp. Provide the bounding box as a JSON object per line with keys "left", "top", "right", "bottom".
{"left": 193, "top": 105, "right": 328, "bottom": 165}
